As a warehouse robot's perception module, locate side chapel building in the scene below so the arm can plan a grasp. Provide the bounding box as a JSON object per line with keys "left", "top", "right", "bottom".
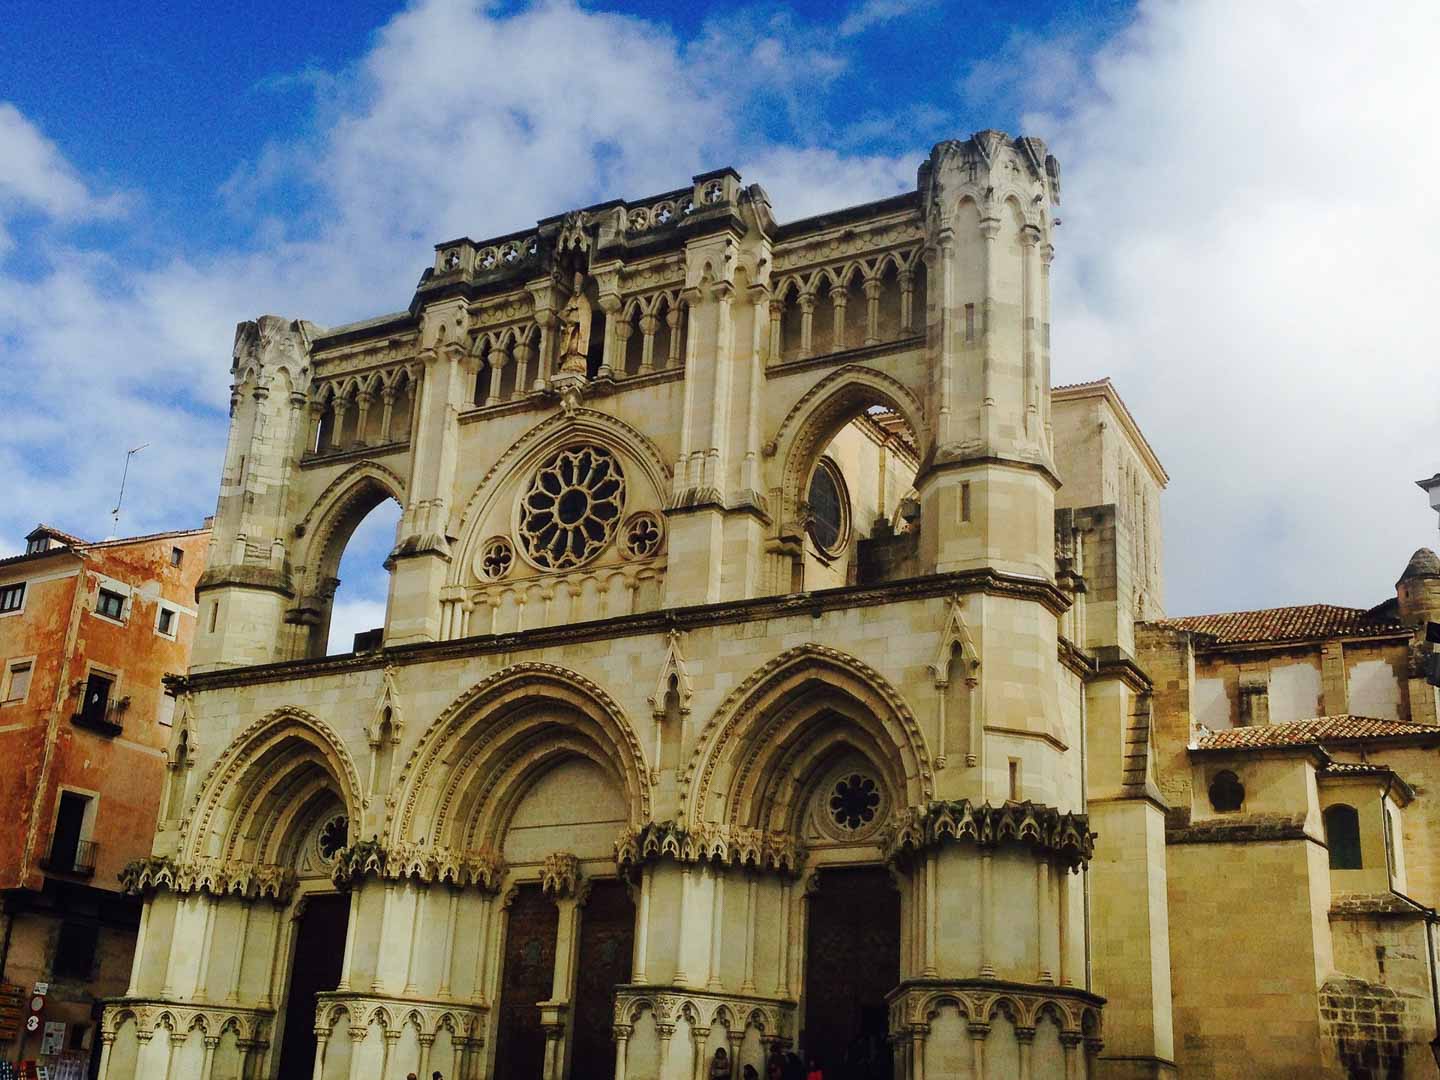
{"left": 96, "top": 131, "right": 1440, "bottom": 1080}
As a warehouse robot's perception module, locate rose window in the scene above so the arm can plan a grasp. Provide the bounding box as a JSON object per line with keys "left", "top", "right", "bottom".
{"left": 620, "top": 511, "right": 663, "bottom": 559}
{"left": 829, "top": 774, "right": 881, "bottom": 831}
{"left": 317, "top": 814, "right": 348, "bottom": 863}
{"left": 517, "top": 446, "right": 626, "bottom": 569}
{"left": 479, "top": 536, "right": 514, "bottom": 581}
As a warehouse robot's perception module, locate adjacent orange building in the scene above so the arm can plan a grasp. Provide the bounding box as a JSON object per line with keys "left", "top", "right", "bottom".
{"left": 0, "top": 521, "right": 208, "bottom": 1072}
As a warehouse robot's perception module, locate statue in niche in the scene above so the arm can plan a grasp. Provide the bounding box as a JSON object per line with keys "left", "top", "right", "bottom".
{"left": 555, "top": 271, "right": 592, "bottom": 375}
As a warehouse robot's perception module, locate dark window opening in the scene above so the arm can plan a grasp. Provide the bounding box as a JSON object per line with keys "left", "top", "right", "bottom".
{"left": 157, "top": 608, "right": 176, "bottom": 636}
{"left": 808, "top": 459, "right": 847, "bottom": 555}
{"left": 47, "top": 792, "right": 95, "bottom": 876}
{"left": 75, "top": 671, "right": 120, "bottom": 735}
{"left": 96, "top": 588, "right": 125, "bottom": 621}
{"left": 170, "top": 546, "right": 184, "bottom": 567}
{"left": 53, "top": 921, "right": 99, "bottom": 979}
{"left": 1208, "top": 769, "right": 1245, "bottom": 812}
{"left": 1326, "top": 804, "right": 1363, "bottom": 870}
{"left": 0, "top": 583, "right": 24, "bottom": 612}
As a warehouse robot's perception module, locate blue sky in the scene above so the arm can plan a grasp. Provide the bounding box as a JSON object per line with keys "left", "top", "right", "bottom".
{"left": 1, "top": 0, "right": 1437, "bottom": 649}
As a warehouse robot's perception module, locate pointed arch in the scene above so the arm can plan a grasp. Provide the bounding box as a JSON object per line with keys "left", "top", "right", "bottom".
{"left": 682, "top": 644, "right": 933, "bottom": 829}
{"left": 447, "top": 407, "right": 672, "bottom": 587}
{"left": 183, "top": 707, "right": 363, "bottom": 865}
{"left": 771, "top": 364, "right": 930, "bottom": 532}
{"left": 390, "top": 663, "right": 652, "bottom": 848}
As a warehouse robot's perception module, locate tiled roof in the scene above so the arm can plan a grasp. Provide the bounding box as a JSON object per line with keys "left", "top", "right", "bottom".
{"left": 1194, "top": 715, "right": 1440, "bottom": 751}
{"left": 27, "top": 522, "right": 88, "bottom": 547}
{"left": 1152, "top": 604, "right": 1404, "bottom": 646}
{"left": 1319, "top": 761, "right": 1394, "bottom": 777}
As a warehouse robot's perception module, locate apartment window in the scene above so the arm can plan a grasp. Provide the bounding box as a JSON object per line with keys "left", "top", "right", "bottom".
{"left": 96, "top": 588, "right": 125, "bottom": 621}
{"left": 0, "top": 582, "right": 24, "bottom": 613}
{"left": 48, "top": 791, "right": 96, "bottom": 876}
{"left": 53, "top": 921, "right": 99, "bottom": 978}
{"left": 77, "top": 671, "right": 115, "bottom": 730}
{"left": 4, "top": 660, "right": 33, "bottom": 703}
{"left": 156, "top": 607, "right": 177, "bottom": 638}
{"left": 170, "top": 546, "right": 184, "bottom": 567}
{"left": 25, "top": 537, "right": 50, "bottom": 555}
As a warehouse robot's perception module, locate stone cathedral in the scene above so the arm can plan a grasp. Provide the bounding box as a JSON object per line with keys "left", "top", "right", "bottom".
{"left": 95, "top": 129, "right": 1440, "bottom": 1080}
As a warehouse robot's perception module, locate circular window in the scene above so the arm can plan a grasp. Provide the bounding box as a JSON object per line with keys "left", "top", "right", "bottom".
{"left": 830, "top": 773, "right": 881, "bottom": 831}
{"left": 517, "top": 446, "right": 626, "bottom": 570}
{"left": 478, "top": 536, "right": 514, "bottom": 581}
{"left": 1208, "top": 770, "right": 1244, "bottom": 813}
{"left": 316, "top": 814, "right": 348, "bottom": 863}
{"left": 620, "top": 511, "right": 664, "bottom": 560}
{"left": 807, "top": 458, "right": 849, "bottom": 556}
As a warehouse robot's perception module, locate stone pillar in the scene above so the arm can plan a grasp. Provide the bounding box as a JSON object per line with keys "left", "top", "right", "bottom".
{"left": 352, "top": 390, "right": 373, "bottom": 447}
{"left": 613, "top": 1025, "right": 631, "bottom": 1080}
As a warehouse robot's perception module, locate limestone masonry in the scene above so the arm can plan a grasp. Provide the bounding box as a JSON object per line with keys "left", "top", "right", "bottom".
{"left": 93, "top": 132, "right": 1440, "bottom": 1079}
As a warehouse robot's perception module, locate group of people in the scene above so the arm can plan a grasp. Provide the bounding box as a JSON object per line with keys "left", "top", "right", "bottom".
{"left": 708, "top": 1046, "right": 824, "bottom": 1080}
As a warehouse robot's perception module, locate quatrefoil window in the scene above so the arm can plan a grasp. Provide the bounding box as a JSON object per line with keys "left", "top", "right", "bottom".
{"left": 517, "top": 446, "right": 626, "bottom": 570}
{"left": 443, "top": 249, "right": 461, "bottom": 271}
{"left": 830, "top": 774, "right": 880, "bottom": 830}
{"left": 480, "top": 250, "right": 497, "bottom": 270}
{"left": 479, "top": 536, "right": 514, "bottom": 580}
{"left": 620, "top": 511, "right": 663, "bottom": 559}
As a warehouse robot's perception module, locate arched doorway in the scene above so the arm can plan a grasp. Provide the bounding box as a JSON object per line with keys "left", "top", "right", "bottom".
{"left": 802, "top": 867, "right": 900, "bottom": 1079}
{"left": 276, "top": 891, "right": 351, "bottom": 1080}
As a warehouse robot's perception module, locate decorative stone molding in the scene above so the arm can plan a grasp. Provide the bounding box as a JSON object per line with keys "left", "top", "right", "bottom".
{"left": 329, "top": 839, "right": 505, "bottom": 891}
{"left": 313, "top": 991, "right": 486, "bottom": 1043}
{"left": 612, "top": 986, "right": 794, "bottom": 1041}
{"left": 614, "top": 821, "right": 805, "bottom": 877}
{"left": 887, "top": 980, "right": 1102, "bottom": 1049}
{"left": 119, "top": 856, "right": 298, "bottom": 902}
{"left": 101, "top": 998, "right": 273, "bottom": 1044}
{"left": 540, "top": 852, "right": 581, "bottom": 898}
{"left": 883, "top": 800, "right": 1095, "bottom": 870}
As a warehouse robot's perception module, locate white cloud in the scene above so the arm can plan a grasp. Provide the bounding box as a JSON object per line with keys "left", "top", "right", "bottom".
{"left": 741, "top": 146, "right": 916, "bottom": 222}
{"left": 1026, "top": 0, "right": 1440, "bottom": 613}
{"left": 838, "top": 0, "right": 931, "bottom": 38}
{"left": 0, "top": 0, "right": 913, "bottom": 563}
{"left": 0, "top": 103, "right": 127, "bottom": 253}
{"left": 327, "top": 599, "right": 389, "bottom": 656}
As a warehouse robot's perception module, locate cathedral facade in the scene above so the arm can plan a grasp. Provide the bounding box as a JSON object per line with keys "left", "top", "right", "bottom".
{"left": 94, "top": 129, "right": 1270, "bottom": 1080}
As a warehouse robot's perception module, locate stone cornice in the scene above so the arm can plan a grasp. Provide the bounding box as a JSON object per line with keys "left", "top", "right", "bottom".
{"left": 176, "top": 569, "right": 1073, "bottom": 694}
{"left": 613, "top": 821, "right": 805, "bottom": 878}
{"left": 883, "top": 800, "right": 1095, "bottom": 869}
{"left": 119, "top": 856, "right": 298, "bottom": 902}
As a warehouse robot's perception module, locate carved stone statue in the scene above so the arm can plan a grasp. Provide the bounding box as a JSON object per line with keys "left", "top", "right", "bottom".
{"left": 555, "top": 271, "right": 592, "bottom": 375}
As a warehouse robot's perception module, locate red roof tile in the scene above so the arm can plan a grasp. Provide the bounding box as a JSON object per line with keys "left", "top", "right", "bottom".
{"left": 1194, "top": 715, "right": 1440, "bottom": 751}
{"left": 1152, "top": 604, "right": 1404, "bottom": 646}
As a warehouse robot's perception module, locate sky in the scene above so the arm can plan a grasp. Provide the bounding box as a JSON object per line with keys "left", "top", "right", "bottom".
{"left": 1, "top": 0, "right": 1437, "bottom": 652}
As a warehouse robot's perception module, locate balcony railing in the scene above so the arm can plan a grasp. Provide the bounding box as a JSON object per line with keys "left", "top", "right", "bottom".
{"left": 40, "top": 839, "right": 98, "bottom": 878}
{"left": 71, "top": 700, "right": 126, "bottom": 737}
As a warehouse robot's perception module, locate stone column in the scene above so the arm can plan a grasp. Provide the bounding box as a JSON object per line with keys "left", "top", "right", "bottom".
{"left": 864, "top": 277, "right": 882, "bottom": 345}
{"left": 665, "top": 305, "right": 683, "bottom": 368}
{"left": 417, "top": 1032, "right": 435, "bottom": 1079}
{"left": 967, "top": 1021, "right": 989, "bottom": 1078}
{"left": 614, "top": 314, "right": 635, "bottom": 377}
{"left": 353, "top": 390, "right": 373, "bottom": 447}
{"left": 690, "top": 1026, "right": 710, "bottom": 1080}
{"left": 639, "top": 313, "right": 660, "bottom": 373}
{"left": 96, "top": 1031, "right": 115, "bottom": 1080}
{"left": 613, "top": 1024, "right": 631, "bottom": 1080}
{"left": 740, "top": 874, "right": 758, "bottom": 994}
{"left": 309, "top": 1030, "right": 328, "bottom": 1080}
{"left": 798, "top": 293, "right": 815, "bottom": 359}
{"left": 1016, "top": 1026, "right": 1035, "bottom": 1080}
{"left": 379, "top": 388, "right": 396, "bottom": 443}
{"left": 909, "top": 1025, "right": 928, "bottom": 1080}
{"left": 980, "top": 851, "right": 996, "bottom": 978}
{"left": 707, "top": 867, "right": 726, "bottom": 991}
{"left": 225, "top": 898, "right": 252, "bottom": 1003}
{"left": 329, "top": 398, "right": 349, "bottom": 451}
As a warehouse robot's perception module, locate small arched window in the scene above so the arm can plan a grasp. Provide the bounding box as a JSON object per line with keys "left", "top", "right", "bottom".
{"left": 1208, "top": 769, "right": 1244, "bottom": 812}
{"left": 1325, "top": 804, "right": 1363, "bottom": 870}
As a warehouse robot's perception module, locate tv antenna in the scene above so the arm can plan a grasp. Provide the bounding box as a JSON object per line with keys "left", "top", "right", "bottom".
{"left": 110, "top": 443, "right": 149, "bottom": 539}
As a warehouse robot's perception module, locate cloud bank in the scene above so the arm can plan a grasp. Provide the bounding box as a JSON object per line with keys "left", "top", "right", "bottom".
{"left": 0, "top": 0, "right": 1435, "bottom": 627}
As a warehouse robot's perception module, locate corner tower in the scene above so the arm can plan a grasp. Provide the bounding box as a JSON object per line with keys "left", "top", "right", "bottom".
{"left": 191, "top": 316, "right": 314, "bottom": 670}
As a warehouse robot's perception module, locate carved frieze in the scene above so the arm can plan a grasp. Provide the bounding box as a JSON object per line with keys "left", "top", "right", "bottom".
{"left": 119, "top": 856, "right": 298, "bottom": 902}
{"left": 613, "top": 821, "right": 805, "bottom": 877}
{"left": 328, "top": 839, "right": 505, "bottom": 891}
{"left": 882, "top": 800, "right": 1095, "bottom": 869}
